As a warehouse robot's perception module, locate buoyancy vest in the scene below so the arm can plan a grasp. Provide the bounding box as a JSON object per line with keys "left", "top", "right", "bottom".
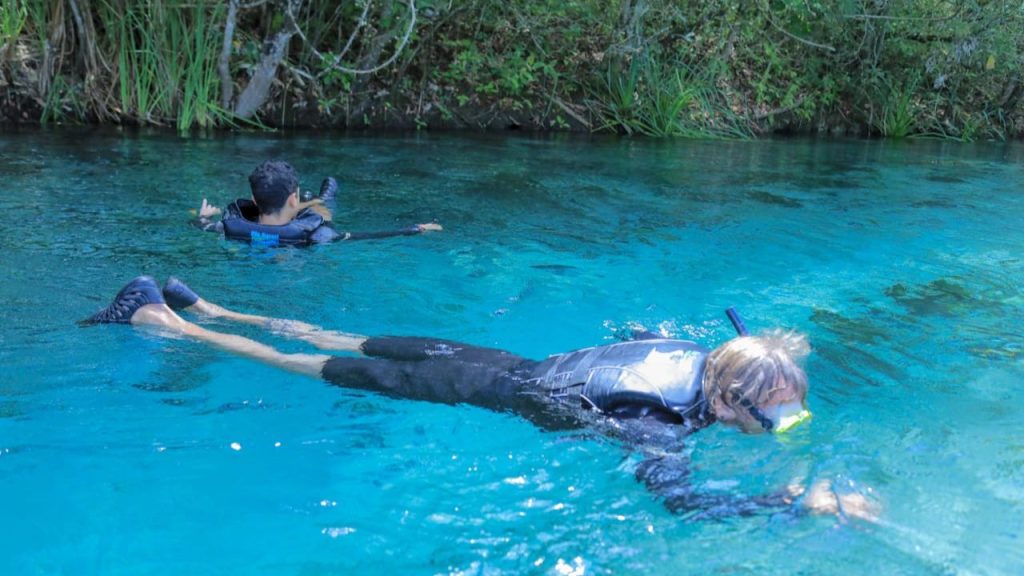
{"left": 527, "top": 339, "right": 713, "bottom": 427}
{"left": 221, "top": 199, "right": 327, "bottom": 247}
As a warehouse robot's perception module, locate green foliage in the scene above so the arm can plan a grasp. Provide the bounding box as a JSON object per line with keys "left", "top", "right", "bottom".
{"left": 21, "top": 0, "right": 51, "bottom": 58}
{"left": 637, "top": 68, "right": 694, "bottom": 137}
{"left": 0, "top": 0, "right": 27, "bottom": 50}
{"left": 41, "top": 75, "right": 87, "bottom": 124}
{"left": 316, "top": 62, "right": 353, "bottom": 115}
{"left": 174, "top": 3, "right": 228, "bottom": 132}
{"left": 94, "top": 0, "right": 228, "bottom": 132}
{"left": 871, "top": 77, "right": 919, "bottom": 139}
{"left": 590, "top": 58, "right": 641, "bottom": 134}
{"left": 436, "top": 39, "right": 553, "bottom": 101}
{"left": 112, "top": 3, "right": 165, "bottom": 122}
{"left": 589, "top": 56, "right": 752, "bottom": 139}
{"left": 3, "top": 0, "right": 1024, "bottom": 136}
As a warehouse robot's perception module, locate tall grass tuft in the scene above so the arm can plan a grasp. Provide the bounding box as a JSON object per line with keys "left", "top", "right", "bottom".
{"left": 677, "top": 63, "right": 754, "bottom": 140}
{"left": 915, "top": 102, "right": 1009, "bottom": 143}
{"left": 634, "top": 62, "right": 692, "bottom": 137}
{"left": 95, "top": 0, "right": 229, "bottom": 131}
{"left": 1, "top": 0, "right": 28, "bottom": 56}
{"left": 590, "top": 59, "right": 642, "bottom": 135}
{"left": 21, "top": 0, "right": 64, "bottom": 118}
{"left": 872, "top": 78, "right": 918, "bottom": 139}
{"left": 589, "top": 56, "right": 752, "bottom": 139}
{"left": 41, "top": 75, "right": 87, "bottom": 124}
{"left": 173, "top": 3, "right": 229, "bottom": 132}
{"left": 112, "top": 3, "right": 165, "bottom": 123}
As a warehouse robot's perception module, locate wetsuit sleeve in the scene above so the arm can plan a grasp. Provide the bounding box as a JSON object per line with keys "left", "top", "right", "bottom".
{"left": 333, "top": 226, "right": 422, "bottom": 241}
{"left": 191, "top": 216, "right": 224, "bottom": 234}
{"left": 635, "top": 454, "right": 802, "bottom": 520}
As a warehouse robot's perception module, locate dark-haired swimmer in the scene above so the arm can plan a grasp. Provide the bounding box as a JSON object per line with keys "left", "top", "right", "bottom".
{"left": 194, "top": 160, "right": 442, "bottom": 247}
{"left": 86, "top": 276, "right": 878, "bottom": 521}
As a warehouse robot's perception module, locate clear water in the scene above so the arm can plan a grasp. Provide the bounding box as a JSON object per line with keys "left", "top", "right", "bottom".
{"left": 1, "top": 128, "right": 1022, "bottom": 575}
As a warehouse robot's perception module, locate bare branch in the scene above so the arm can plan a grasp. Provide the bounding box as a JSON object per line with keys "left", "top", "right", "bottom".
{"left": 336, "top": 0, "right": 373, "bottom": 63}
{"left": 759, "top": 0, "right": 835, "bottom": 52}
{"left": 549, "top": 96, "right": 591, "bottom": 129}
{"left": 753, "top": 95, "right": 806, "bottom": 120}
{"left": 842, "top": 12, "right": 960, "bottom": 22}
{"left": 66, "top": 0, "right": 100, "bottom": 72}
{"left": 290, "top": 0, "right": 417, "bottom": 76}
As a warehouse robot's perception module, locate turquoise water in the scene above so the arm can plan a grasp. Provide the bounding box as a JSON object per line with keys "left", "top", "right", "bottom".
{"left": 1, "top": 128, "right": 1022, "bottom": 575}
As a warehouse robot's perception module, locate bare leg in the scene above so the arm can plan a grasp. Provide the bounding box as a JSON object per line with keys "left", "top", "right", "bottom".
{"left": 131, "top": 303, "right": 336, "bottom": 378}
{"left": 181, "top": 297, "right": 367, "bottom": 352}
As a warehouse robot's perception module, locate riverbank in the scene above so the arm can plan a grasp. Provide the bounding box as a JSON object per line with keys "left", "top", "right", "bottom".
{"left": 2, "top": 1, "right": 1021, "bottom": 139}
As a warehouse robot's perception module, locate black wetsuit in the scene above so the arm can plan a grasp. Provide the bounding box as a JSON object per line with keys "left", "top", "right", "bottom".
{"left": 195, "top": 198, "right": 423, "bottom": 246}
{"left": 321, "top": 336, "right": 796, "bottom": 519}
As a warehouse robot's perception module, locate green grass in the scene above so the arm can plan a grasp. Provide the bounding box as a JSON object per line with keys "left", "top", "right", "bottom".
{"left": 174, "top": 3, "right": 228, "bottom": 132}
{"left": 40, "top": 75, "right": 86, "bottom": 124}
{"left": 873, "top": 80, "right": 917, "bottom": 139}
{"left": 95, "top": 0, "right": 229, "bottom": 131}
{"left": 0, "top": 0, "right": 28, "bottom": 53}
{"left": 635, "top": 63, "right": 692, "bottom": 137}
{"left": 590, "top": 59, "right": 642, "bottom": 134}
{"left": 113, "top": 4, "right": 166, "bottom": 123}
{"left": 589, "top": 56, "right": 752, "bottom": 139}
{"left": 6, "top": 0, "right": 1024, "bottom": 135}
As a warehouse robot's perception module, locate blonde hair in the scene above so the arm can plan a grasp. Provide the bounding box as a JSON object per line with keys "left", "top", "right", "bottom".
{"left": 703, "top": 329, "right": 810, "bottom": 408}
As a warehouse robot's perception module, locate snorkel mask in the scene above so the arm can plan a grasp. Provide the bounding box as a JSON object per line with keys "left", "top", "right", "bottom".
{"left": 763, "top": 401, "right": 812, "bottom": 433}
{"left": 724, "top": 307, "right": 813, "bottom": 434}
{"left": 733, "top": 396, "right": 812, "bottom": 433}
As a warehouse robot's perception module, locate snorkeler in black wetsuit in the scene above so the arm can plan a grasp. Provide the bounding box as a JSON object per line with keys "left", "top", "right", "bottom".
{"left": 85, "top": 275, "right": 877, "bottom": 521}
{"left": 193, "top": 160, "right": 442, "bottom": 247}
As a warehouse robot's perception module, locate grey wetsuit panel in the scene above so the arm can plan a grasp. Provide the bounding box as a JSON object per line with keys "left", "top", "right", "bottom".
{"left": 527, "top": 339, "right": 710, "bottom": 425}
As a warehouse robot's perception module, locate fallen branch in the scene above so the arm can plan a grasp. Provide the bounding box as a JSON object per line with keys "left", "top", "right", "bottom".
{"left": 549, "top": 95, "right": 591, "bottom": 129}
{"left": 753, "top": 95, "right": 805, "bottom": 120}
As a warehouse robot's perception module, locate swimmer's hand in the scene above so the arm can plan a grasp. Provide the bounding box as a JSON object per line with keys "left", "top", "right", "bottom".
{"left": 795, "top": 479, "right": 880, "bottom": 522}
{"left": 416, "top": 222, "right": 443, "bottom": 232}
{"left": 298, "top": 199, "right": 333, "bottom": 222}
{"left": 198, "top": 198, "right": 222, "bottom": 219}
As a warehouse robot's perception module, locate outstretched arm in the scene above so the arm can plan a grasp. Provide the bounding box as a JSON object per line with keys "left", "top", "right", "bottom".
{"left": 329, "top": 221, "right": 443, "bottom": 243}
{"left": 636, "top": 454, "right": 797, "bottom": 520}
{"left": 635, "top": 452, "right": 879, "bottom": 522}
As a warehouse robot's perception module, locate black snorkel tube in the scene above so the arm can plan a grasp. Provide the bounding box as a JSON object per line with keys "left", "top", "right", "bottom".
{"left": 722, "top": 306, "right": 813, "bottom": 433}
{"left": 725, "top": 306, "right": 749, "bottom": 336}
{"left": 724, "top": 306, "right": 775, "bottom": 431}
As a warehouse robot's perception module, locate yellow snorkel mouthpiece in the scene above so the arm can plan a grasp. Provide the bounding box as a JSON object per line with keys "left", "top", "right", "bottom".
{"left": 761, "top": 401, "right": 812, "bottom": 434}
{"left": 773, "top": 408, "right": 812, "bottom": 434}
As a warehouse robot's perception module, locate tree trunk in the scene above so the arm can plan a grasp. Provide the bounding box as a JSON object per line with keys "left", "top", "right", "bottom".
{"left": 233, "top": 28, "right": 294, "bottom": 120}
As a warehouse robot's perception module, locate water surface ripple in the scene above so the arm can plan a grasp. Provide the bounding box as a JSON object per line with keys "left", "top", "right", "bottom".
{"left": 1, "top": 128, "right": 1022, "bottom": 575}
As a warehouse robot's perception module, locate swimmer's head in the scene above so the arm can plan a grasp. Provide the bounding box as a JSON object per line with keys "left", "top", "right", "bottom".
{"left": 703, "top": 330, "right": 811, "bottom": 434}
{"left": 249, "top": 160, "right": 300, "bottom": 215}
